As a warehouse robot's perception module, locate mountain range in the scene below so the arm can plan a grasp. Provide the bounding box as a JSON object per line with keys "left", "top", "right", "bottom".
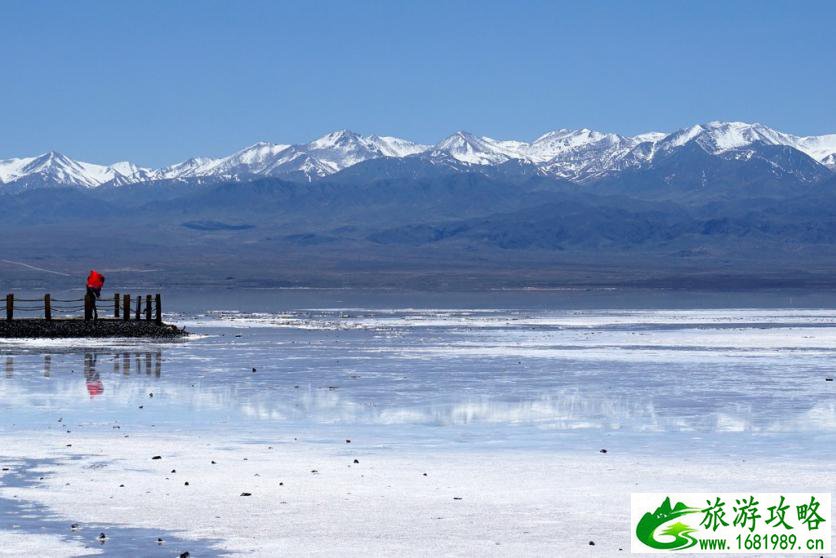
{"left": 1, "top": 121, "right": 834, "bottom": 190}
{"left": 4, "top": 120, "right": 836, "bottom": 290}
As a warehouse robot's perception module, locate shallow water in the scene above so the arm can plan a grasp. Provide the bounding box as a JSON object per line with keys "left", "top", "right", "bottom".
{"left": 2, "top": 290, "right": 835, "bottom": 456}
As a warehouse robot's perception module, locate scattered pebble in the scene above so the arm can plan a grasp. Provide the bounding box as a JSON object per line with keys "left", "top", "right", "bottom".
{"left": 599, "top": 449, "right": 608, "bottom": 454}
{"left": 589, "top": 541, "right": 596, "bottom": 546}
{"left": 157, "top": 537, "right": 164, "bottom": 545}
{"left": 453, "top": 497, "right": 462, "bottom": 500}
{"left": 184, "top": 481, "right": 189, "bottom": 486}
{"left": 151, "top": 456, "right": 162, "bottom": 460}
{"left": 240, "top": 492, "right": 252, "bottom": 497}
{"left": 353, "top": 459, "right": 359, "bottom": 464}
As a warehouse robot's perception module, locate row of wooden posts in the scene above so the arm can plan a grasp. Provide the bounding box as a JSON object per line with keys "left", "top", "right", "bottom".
{"left": 101, "top": 293, "right": 162, "bottom": 324}
{"left": 4, "top": 293, "right": 162, "bottom": 324}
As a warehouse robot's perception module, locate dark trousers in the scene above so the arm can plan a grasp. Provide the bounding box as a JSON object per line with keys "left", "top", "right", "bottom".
{"left": 87, "top": 287, "right": 100, "bottom": 320}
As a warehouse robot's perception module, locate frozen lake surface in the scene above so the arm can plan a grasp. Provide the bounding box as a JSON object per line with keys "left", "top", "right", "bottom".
{"left": 1, "top": 289, "right": 835, "bottom": 556}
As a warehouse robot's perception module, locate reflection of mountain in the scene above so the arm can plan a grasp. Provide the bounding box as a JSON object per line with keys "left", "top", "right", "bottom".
{"left": 764, "top": 402, "right": 836, "bottom": 432}
{"left": 233, "top": 387, "right": 831, "bottom": 434}
{"left": 1, "top": 337, "right": 834, "bottom": 436}
{"left": 238, "top": 388, "right": 659, "bottom": 428}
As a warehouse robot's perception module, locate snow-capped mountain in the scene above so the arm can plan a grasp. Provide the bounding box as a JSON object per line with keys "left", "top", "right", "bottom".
{"left": 256, "top": 130, "right": 430, "bottom": 180}
{"left": 159, "top": 142, "right": 291, "bottom": 180}
{"left": 654, "top": 121, "right": 833, "bottom": 159}
{"left": 529, "top": 130, "right": 667, "bottom": 181}
{"left": 423, "top": 129, "right": 669, "bottom": 181}
{"left": 647, "top": 121, "right": 836, "bottom": 172}
{"left": 1, "top": 122, "right": 834, "bottom": 190}
{"left": 431, "top": 132, "right": 528, "bottom": 165}
{"left": 641, "top": 121, "right": 836, "bottom": 183}
{"left": 0, "top": 151, "right": 157, "bottom": 189}
{"left": 158, "top": 130, "right": 429, "bottom": 182}
{"left": 424, "top": 122, "right": 836, "bottom": 182}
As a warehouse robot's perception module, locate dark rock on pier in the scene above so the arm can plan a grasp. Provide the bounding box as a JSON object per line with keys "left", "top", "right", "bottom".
{"left": 0, "top": 319, "right": 186, "bottom": 338}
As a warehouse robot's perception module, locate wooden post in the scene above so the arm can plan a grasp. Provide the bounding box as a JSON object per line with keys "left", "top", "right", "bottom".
{"left": 145, "top": 295, "right": 152, "bottom": 321}
{"left": 84, "top": 293, "right": 93, "bottom": 322}
{"left": 123, "top": 294, "right": 131, "bottom": 321}
{"left": 5, "top": 294, "right": 12, "bottom": 321}
{"left": 155, "top": 293, "right": 162, "bottom": 325}
{"left": 114, "top": 293, "right": 120, "bottom": 319}
{"left": 135, "top": 295, "right": 141, "bottom": 320}
{"left": 44, "top": 294, "right": 52, "bottom": 321}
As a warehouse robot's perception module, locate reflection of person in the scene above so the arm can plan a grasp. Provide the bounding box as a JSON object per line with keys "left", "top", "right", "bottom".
{"left": 84, "top": 352, "right": 103, "bottom": 398}
{"left": 86, "top": 270, "right": 105, "bottom": 321}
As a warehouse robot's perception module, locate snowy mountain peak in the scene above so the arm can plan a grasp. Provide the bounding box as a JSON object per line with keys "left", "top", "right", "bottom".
{"left": 0, "top": 151, "right": 125, "bottom": 188}
{"left": 657, "top": 121, "right": 836, "bottom": 165}
{"left": 526, "top": 129, "right": 624, "bottom": 163}
{"left": 434, "top": 131, "right": 479, "bottom": 151}
{"left": 632, "top": 132, "right": 667, "bottom": 144}
{"left": 24, "top": 151, "right": 75, "bottom": 172}
{"left": 434, "top": 132, "right": 524, "bottom": 165}
{"left": 309, "top": 129, "right": 360, "bottom": 149}
{"left": 230, "top": 142, "right": 291, "bottom": 165}
{"left": 1, "top": 122, "right": 834, "bottom": 189}
{"left": 367, "top": 135, "right": 430, "bottom": 158}
{"left": 272, "top": 130, "right": 430, "bottom": 178}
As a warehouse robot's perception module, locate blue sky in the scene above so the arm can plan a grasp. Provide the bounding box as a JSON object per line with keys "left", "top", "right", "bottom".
{"left": 1, "top": 0, "right": 834, "bottom": 167}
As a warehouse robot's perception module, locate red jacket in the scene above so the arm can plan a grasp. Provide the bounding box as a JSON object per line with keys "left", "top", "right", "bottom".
{"left": 86, "top": 270, "right": 105, "bottom": 289}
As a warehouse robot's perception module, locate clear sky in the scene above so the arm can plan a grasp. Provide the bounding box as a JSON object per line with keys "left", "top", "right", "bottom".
{"left": 1, "top": 0, "right": 834, "bottom": 167}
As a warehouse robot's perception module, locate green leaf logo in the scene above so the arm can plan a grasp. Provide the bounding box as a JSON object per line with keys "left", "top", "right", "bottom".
{"left": 636, "top": 497, "right": 700, "bottom": 550}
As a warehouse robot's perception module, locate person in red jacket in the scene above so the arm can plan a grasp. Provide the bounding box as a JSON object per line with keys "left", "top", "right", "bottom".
{"left": 86, "top": 270, "right": 105, "bottom": 320}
